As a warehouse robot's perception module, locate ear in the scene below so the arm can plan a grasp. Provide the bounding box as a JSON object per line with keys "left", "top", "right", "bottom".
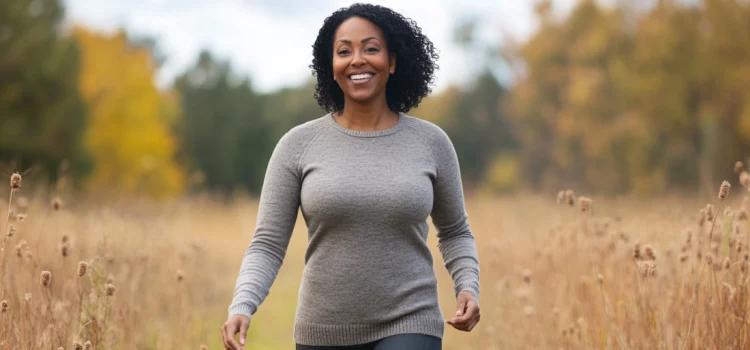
{"left": 389, "top": 53, "right": 396, "bottom": 75}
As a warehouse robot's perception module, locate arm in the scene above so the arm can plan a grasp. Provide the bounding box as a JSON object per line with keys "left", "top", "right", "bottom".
{"left": 228, "top": 130, "right": 303, "bottom": 320}
{"left": 430, "top": 130, "right": 480, "bottom": 303}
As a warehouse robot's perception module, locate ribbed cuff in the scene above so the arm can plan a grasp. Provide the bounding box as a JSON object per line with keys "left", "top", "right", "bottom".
{"left": 228, "top": 303, "right": 255, "bottom": 320}
{"left": 294, "top": 314, "right": 444, "bottom": 346}
{"left": 455, "top": 282, "right": 480, "bottom": 304}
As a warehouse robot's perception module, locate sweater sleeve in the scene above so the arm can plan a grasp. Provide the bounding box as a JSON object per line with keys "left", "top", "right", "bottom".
{"left": 429, "top": 128, "right": 481, "bottom": 303}
{"left": 228, "top": 130, "right": 303, "bottom": 320}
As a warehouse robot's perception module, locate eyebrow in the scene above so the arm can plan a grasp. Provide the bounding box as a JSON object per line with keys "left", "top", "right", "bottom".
{"left": 336, "top": 37, "right": 378, "bottom": 45}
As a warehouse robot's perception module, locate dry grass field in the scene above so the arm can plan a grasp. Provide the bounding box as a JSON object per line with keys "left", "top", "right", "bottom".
{"left": 1, "top": 169, "right": 750, "bottom": 349}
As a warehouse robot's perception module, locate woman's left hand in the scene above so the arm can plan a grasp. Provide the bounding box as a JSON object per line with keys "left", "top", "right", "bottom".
{"left": 446, "top": 291, "right": 480, "bottom": 332}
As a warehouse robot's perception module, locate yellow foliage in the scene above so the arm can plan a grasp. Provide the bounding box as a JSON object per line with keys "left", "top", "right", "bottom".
{"left": 483, "top": 153, "right": 520, "bottom": 194}
{"left": 73, "top": 27, "right": 184, "bottom": 197}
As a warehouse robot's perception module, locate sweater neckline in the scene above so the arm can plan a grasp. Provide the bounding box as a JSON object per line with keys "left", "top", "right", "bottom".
{"left": 326, "top": 112, "right": 405, "bottom": 138}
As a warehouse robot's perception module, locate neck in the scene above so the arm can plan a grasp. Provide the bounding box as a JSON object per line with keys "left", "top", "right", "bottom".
{"left": 337, "top": 96, "right": 398, "bottom": 131}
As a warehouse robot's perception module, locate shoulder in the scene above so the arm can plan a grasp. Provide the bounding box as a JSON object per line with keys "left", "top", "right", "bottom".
{"left": 275, "top": 114, "right": 329, "bottom": 153}
{"left": 401, "top": 113, "right": 454, "bottom": 152}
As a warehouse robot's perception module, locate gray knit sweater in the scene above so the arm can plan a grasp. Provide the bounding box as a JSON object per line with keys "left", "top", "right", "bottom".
{"left": 228, "top": 112, "right": 480, "bottom": 346}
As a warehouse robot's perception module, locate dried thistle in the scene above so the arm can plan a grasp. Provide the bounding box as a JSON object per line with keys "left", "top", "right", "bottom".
{"left": 73, "top": 341, "right": 83, "bottom": 350}
{"left": 736, "top": 161, "right": 744, "bottom": 174}
{"left": 10, "top": 172, "right": 21, "bottom": 190}
{"left": 578, "top": 197, "right": 592, "bottom": 214}
{"left": 719, "top": 181, "right": 731, "bottom": 200}
{"left": 77, "top": 261, "right": 87, "bottom": 277}
{"left": 83, "top": 341, "right": 92, "bottom": 350}
{"left": 105, "top": 284, "right": 116, "bottom": 296}
{"left": 40, "top": 271, "right": 51, "bottom": 287}
{"left": 1, "top": 300, "right": 7, "bottom": 312}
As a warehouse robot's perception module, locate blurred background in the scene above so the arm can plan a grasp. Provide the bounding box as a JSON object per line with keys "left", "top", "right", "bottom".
{"left": 6, "top": 0, "right": 748, "bottom": 199}
{"left": 3, "top": 0, "right": 750, "bottom": 349}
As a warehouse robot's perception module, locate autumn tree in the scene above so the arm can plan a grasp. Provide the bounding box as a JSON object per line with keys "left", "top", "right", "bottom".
{"left": 508, "top": 0, "right": 750, "bottom": 194}
{"left": 73, "top": 27, "right": 184, "bottom": 197}
{"left": 0, "top": 0, "right": 91, "bottom": 182}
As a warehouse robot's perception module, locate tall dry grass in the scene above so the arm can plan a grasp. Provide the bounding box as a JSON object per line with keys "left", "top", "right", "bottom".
{"left": 1, "top": 163, "right": 749, "bottom": 349}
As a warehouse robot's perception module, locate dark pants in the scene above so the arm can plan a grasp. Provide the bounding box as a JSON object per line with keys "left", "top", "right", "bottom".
{"left": 296, "top": 334, "right": 442, "bottom": 350}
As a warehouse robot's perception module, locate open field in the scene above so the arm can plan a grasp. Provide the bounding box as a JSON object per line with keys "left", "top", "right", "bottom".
{"left": 1, "top": 178, "right": 748, "bottom": 349}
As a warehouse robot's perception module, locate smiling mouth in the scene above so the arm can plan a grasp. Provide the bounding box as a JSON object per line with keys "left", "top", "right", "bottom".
{"left": 349, "top": 73, "right": 374, "bottom": 81}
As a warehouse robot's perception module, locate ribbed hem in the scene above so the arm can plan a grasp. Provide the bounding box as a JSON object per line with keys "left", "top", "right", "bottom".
{"left": 294, "top": 314, "right": 444, "bottom": 346}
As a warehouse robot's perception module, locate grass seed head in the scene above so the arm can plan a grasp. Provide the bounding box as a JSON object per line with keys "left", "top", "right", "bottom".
{"left": 719, "top": 180, "right": 731, "bottom": 200}
{"left": 633, "top": 242, "right": 642, "bottom": 260}
{"left": 736, "top": 161, "right": 744, "bottom": 174}
{"left": 105, "top": 284, "right": 116, "bottom": 296}
{"left": 523, "top": 268, "right": 532, "bottom": 284}
{"left": 77, "top": 261, "right": 87, "bottom": 277}
{"left": 83, "top": 341, "right": 92, "bottom": 350}
{"left": 556, "top": 190, "right": 565, "bottom": 204}
{"left": 565, "top": 190, "right": 576, "bottom": 206}
{"left": 51, "top": 197, "right": 62, "bottom": 211}
{"left": 578, "top": 197, "right": 592, "bottom": 213}
{"left": 1, "top": 300, "right": 7, "bottom": 312}
{"left": 7, "top": 225, "right": 15, "bottom": 238}
{"left": 10, "top": 172, "right": 21, "bottom": 190}
{"left": 40, "top": 271, "right": 51, "bottom": 287}
{"left": 176, "top": 270, "right": 185, "bottom": 282}
{"left": 742, "top": 172, "right": 750, "bottom": 188}
{"left": 73, "top": 341, "right": 83, "bottom": 350}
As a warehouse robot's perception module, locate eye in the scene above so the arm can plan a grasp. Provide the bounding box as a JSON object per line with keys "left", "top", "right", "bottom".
{"left": 366, "top": 47, "right": 380, "bottom": 52}
{"left": 337, "top": 49, "right": 350, "bottom": 55}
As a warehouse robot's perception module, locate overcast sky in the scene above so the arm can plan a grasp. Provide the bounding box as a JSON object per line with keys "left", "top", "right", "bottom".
{"left": 63, "top": 0, "right": 576, "bottom": 93}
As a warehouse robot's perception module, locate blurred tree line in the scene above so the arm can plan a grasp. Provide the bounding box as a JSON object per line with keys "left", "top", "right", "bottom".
{"left": 1, "top": 0, "right": 749, "bottom": 197}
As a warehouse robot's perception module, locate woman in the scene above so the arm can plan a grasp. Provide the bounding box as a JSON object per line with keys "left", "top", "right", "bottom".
{"left": 222, "top": 3, "right": 480, "bottom": 350}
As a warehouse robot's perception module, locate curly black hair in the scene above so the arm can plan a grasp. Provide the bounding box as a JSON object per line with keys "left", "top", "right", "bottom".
{"left": 310, "top": 3, "right": 439, "bottom": 113}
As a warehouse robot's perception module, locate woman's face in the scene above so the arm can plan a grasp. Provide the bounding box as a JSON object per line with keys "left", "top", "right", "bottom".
{"left": 332, "top": 16, "right": 396, "bottom": 107}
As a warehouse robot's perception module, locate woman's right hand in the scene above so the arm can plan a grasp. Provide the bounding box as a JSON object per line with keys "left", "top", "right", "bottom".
{"left": 221, "top": 314, "right": 251, "bottom": 350}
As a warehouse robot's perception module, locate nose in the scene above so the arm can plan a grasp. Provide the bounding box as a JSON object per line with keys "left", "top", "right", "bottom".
{"left": 351, "top": 50, "right": 366, "bottom": 67}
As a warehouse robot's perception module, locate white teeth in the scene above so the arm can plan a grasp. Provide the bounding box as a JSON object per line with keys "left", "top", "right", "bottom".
{"left": 350, "top": 73, "right": 373, "bottom": 80}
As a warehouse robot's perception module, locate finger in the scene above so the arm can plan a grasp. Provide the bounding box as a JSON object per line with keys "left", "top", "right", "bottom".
{"left": 239, "top": 319, "right": 250, "bottom": 346}
{"left": 456, "top": 294, "right": 468, "bottom": 317}
{"left": 221, "top": 324, "right": 231, "bottom": 349}
{"left": 225, "top": 323, "right": 242, "bottom": 350}
{"left": 450, "top": 301, "right": 477, "bottom": 324}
